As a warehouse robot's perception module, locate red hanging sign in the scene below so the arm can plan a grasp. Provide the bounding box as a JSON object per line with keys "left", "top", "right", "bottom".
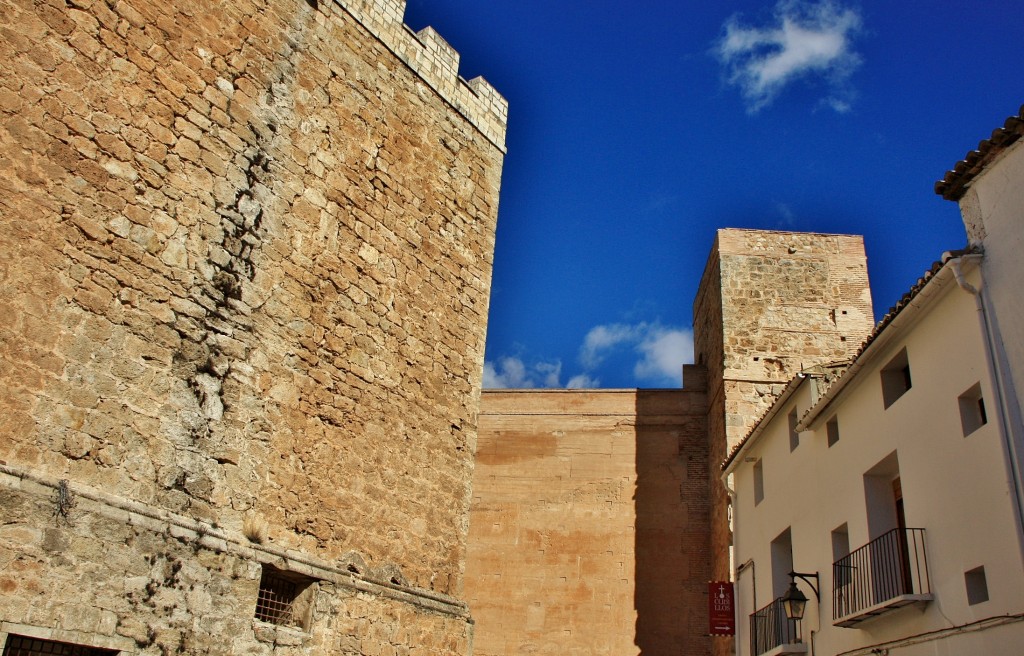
{"left": 709, "top": 581, "right": 736, "bottom": 636}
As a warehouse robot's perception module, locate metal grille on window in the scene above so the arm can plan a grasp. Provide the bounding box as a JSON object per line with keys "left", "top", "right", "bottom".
{"left": 255, "top": 568, "right": 300, "bottom": 626}
{"left": 2, "top": 635, "right": 117, "bottom": 656}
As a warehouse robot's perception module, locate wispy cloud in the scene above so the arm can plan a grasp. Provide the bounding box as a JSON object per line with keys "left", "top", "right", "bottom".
{"left": 578, "top": 322, "right": 693, "bottom": 387}
{"left": 634, "top": 328, "right": 694, "bottom": 383}
{"left": 579, "top": 324, "right": 644, "bottom": 370}
{"left": 715, "top": 0, "right": 863, "bottom": 113}
{"left": 567, "top": 373, "right": 600, "bottom": 389}
{"left": 483, "top": 323, "right": 694, "bottom": 389}
{"left": 775, "top": 202, "right": 797, "bottom": 228}
{"left": 483, "top": 357, "right": 562, "bottom": 389}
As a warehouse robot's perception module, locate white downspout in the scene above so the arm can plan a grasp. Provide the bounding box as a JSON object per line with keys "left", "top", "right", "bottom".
{"left": 952, "top": 258, "right": 1024, "bottom": 567}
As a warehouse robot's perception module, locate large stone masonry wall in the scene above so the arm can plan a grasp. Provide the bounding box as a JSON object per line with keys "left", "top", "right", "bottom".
{"left": 0, "top": 469, "right": 475, "bottom": 655}
{"left": 693, "top": 229, "right": 874, "bottom": 656}
{"left": 0, "top": 0, "right": 505, "bottom": 652}
{"left": 465, "top": 387, "right": 711, "bottom": 656}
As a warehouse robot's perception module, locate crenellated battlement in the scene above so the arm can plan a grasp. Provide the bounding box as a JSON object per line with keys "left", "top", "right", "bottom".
{"left": 330, "top": 0, "right": 508, "bottom": 151}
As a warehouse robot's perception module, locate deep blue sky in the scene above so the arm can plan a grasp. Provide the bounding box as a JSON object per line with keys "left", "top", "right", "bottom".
{"left": 403, "top": 0, "right": 1024, "bottom": 389}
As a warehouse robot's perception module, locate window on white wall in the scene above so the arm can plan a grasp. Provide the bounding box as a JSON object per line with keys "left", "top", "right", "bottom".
{"left": 753, "top": 459, "right": 764, "bottom": 506}
{"left": 788, "top": 409, "right": 800, "bottom": 451}
{"left": 965, "top": 566, "right": 989, "bottom": 605}
{"left": 958, "top": 382, "right": 988, "bottom": 436}
{"left": 826, "top": 417, "right": 840, "bottom": 447}
{"left": 880, "top": 348, "right": 912, "bottom": 409}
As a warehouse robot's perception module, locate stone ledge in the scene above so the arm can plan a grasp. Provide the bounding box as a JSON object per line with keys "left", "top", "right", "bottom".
{"left": 252, "top": 620, "right": 311, "bottom": 646}
{"left": 0, "top": 463, "right": 471, "bottom": 621}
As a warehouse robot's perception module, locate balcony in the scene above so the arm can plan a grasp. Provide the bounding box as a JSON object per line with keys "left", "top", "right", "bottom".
{"left": 750, "top": 597, "right": 807, "bottom": 656}
{"left": 833, "top": 528, "right": 931, "bottom": 627}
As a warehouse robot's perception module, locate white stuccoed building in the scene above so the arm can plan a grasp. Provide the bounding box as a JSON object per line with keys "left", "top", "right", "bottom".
{"left": 723, "top": 106, "right": 1024, "bottom": 656}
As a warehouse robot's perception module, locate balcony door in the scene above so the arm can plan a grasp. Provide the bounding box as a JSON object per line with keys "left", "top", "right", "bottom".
{"left": 770, "top": 528, "right": 794, "bottom": 601}
{"left": 893, "top": 477, "right": 913, "bottom": 595}
{"left": 864, "top": 452, "right": 908, "bottom": 604}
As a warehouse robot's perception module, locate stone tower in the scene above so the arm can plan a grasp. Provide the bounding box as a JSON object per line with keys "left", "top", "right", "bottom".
{"left": 461, "top": 229, "right": 876, "bottom": 655}
{"left": 693, "top": 229, "right": 874, "bottom": 650}
{"left": 0, "top": 0, "right": 505, "bottom": 653}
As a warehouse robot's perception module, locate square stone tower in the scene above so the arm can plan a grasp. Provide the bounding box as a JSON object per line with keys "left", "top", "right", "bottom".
{"left": 693, "top": 229, "right": 875, "bottom": 608}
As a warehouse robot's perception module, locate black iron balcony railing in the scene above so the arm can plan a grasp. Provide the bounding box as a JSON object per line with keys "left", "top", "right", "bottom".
{"left": 833, "top": 527, "right": 930, "bottom": 626}
{"left": 750, "top": 597, "right": 802, "bottom": 656}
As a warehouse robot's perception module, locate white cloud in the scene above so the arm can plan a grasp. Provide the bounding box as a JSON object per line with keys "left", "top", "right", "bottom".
{"left": 536, "top": 361, "right": 563, "bottom": 388}
{"left": 776, "top": 202, "right": 797, "bottom": 227}
{"left": 485, "top": 323, "right": 694, "bottom": 390}
{"left": 483, "top": 357, "right": 562, "bottom": 389}
{"left": 578, "top": 322, "right": 694, "bottom": 387}
{"left": 579, "top": 324, "right": 643, "bottom": 369}
{"left": 634, "top": 328, "right": 694, "bottom": 384}
{"left": 716, "top": 0, "right": 862, "bottom": 113}
{"left": 567, "top": 373, "right": 600, "bottom": 389}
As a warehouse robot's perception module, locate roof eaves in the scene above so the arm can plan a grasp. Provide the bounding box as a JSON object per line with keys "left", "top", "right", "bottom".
{"left": 721, "top": 375, "right": 806, "bottom": 474}
{"left": 797, "top": 248, "right": 983, "bottom": 430}
{"left": 935, "top": 104, "right": 1024, "bottom": 201}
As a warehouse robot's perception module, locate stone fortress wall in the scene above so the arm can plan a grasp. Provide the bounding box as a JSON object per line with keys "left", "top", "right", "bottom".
{"left": 464, "top": 229, "right": 877, "bottom": 655}
{"left": 0, "top": 0, "right": 505, "bottom": 653}
{"left": 466, "top": 387, "right": 710, "bottom": 656}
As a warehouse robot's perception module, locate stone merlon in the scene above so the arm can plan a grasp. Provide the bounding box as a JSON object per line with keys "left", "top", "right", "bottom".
{"left": 334, "top": 0, "right": 509, "bottom": 151}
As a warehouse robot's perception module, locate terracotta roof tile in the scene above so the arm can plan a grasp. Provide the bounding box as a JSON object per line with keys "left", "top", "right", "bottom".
{"left": 935, "top": 104, "right": 1024, "bottom": 201}
{"left": 854, "top": 247, "right": 978, "bottom": 353}
{"left": 720, "top": 246, "right": 980, "bottom": 472}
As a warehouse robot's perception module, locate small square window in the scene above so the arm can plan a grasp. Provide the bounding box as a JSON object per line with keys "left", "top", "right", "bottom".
{"left": 753, "top": 459, "right": 764, "bottom": 506}
{"left": 826, "top": 417, "right": 840, "bottom": 447}
{"left": 255, "top": 565, "right": 317, "bottom": 630}
{"left": 881, "top": 348, "right": 912, "bottom": 409}
{"left": 788, "top": 409, "right": 800, "bottom": 452}
{"left": 958, "top": 382, "right": 988, "bottom": 437}
{"left": 965, "top": 566, "right": 989, "bottom": 605}
{"left": 2, "top": 635, "right": 117, "bottom": 656}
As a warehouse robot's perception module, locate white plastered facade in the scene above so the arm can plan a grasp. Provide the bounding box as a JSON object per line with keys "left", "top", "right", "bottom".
{"left": 726, "top": 258, "right": 1024, "bottom": 656}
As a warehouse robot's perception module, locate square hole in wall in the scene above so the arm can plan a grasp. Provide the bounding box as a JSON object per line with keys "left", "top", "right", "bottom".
{"left": 958, "top": 382, "right": 988, "bottom": 437}
{"left": 826, "top": 417, "right": 840, "bottom": 447}
{"left": 880, "top": 348, "right": 912, "bottom": 409}
{"left": 965, "top": 566, "right": 989, "bottom": 605}
{"left": 255, "top": 565, "right": 318, "bottom": 630}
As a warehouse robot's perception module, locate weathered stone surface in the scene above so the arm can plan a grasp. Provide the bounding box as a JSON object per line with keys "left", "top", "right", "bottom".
{"left": 0, "top": 0, "right": 505, "bottom": 652}
{"left": 466, "top": 389, "right": 711, "bottom": 656}
{"left": 0, "top": 474, "right": 475, "bottom": 655}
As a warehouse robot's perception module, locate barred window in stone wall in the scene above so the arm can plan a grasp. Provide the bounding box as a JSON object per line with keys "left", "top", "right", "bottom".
{"left": 1, "top": 635, "right": 117, "bottom": 656}
{"left": 254, "top": 565, "right": 318, "bottom": 630}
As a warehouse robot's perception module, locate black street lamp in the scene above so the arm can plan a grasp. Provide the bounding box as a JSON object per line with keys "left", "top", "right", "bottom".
{"left": 781, "top": 571, "right": 820, "bottom": 621}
